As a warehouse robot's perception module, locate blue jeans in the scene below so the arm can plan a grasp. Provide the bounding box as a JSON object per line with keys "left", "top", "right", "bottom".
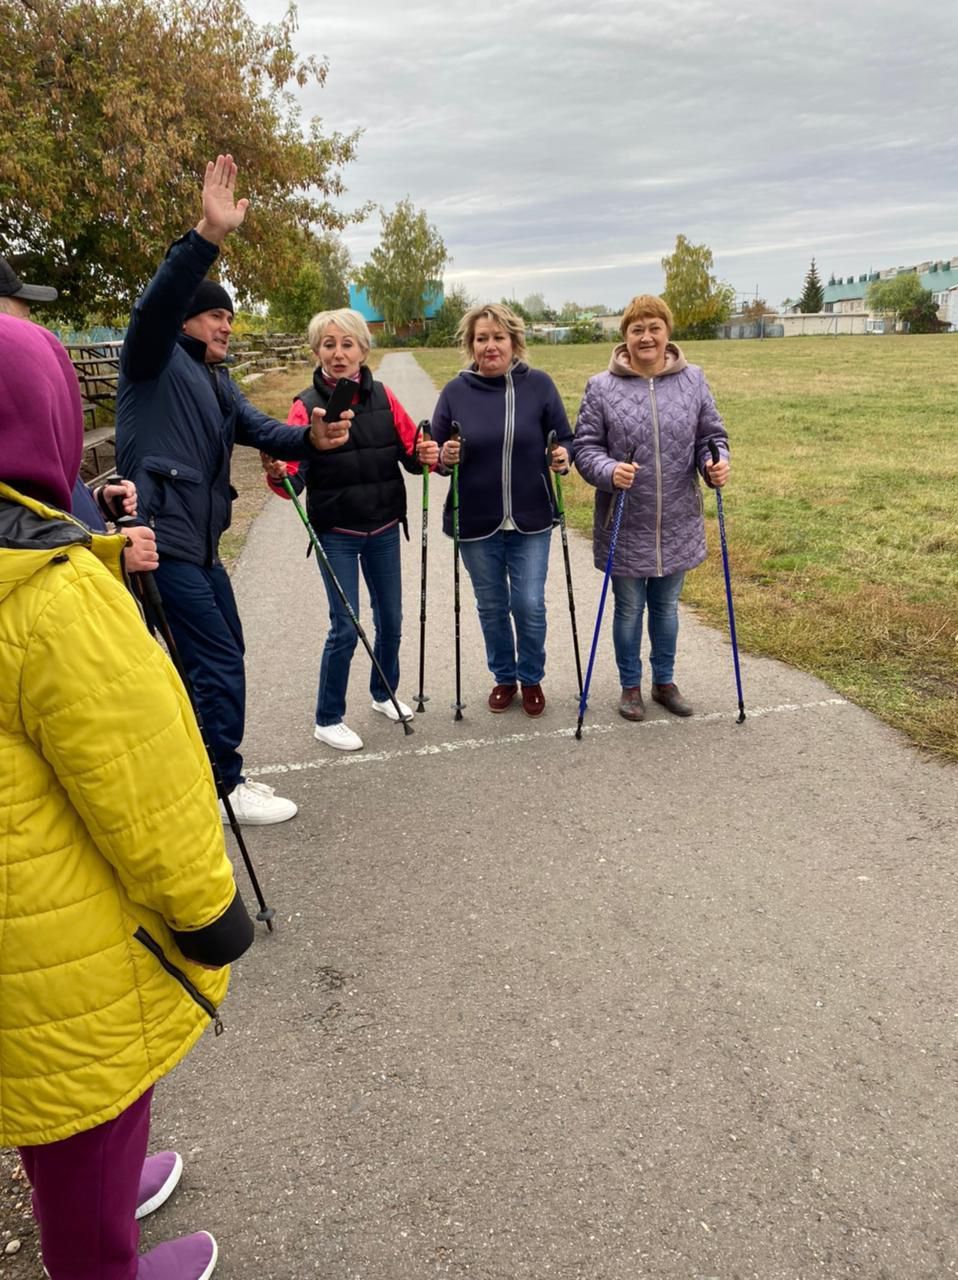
{"left": 611, "top": 570, "right": 686, "bottom": 688}
{"left": 154, "top": 559, "right": 246, "bottom": 792}
{"left": 315, "top": 525, "right": 402, "bottom": 725}
{"left": 458, "top": 529, "right": 552, "bottom": 686}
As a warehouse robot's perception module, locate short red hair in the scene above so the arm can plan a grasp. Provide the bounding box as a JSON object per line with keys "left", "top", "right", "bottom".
{"left": 620, "top": 295, "right": 674, "bottom": 337}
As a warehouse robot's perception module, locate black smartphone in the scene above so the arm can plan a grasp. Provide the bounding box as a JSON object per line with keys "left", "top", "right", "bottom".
{"left": 324, "top": 378, "right": 355, "bottom": 423}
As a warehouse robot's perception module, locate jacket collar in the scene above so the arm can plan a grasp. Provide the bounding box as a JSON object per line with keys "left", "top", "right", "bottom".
{"left": 312, "top": 362, "right": 373, "bottom": 403}
{"left": 177, "top": 330, "right": 215, "bottom": 365}
{"left": 0, "top": 483, "right": 125, "bottom": 603}
{"left": 458, "top": 359, "right": 528, "bottom": 390}
{"left": 608, "top": 342, "right": 688, "bottom": 380}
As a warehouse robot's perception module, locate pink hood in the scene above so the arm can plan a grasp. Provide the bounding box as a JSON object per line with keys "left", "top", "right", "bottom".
{"left": 0, "top": 314, "right": 83, "bottom": 511}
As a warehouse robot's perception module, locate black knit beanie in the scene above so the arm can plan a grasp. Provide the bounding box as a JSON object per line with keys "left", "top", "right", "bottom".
{"left": 184, "top": 279, "right": 234, "bottom": 320}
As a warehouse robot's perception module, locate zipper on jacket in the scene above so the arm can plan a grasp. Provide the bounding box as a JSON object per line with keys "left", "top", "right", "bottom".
{"left": 134, "top": 926, "right": 224, "bottom": 1036}
{"left": 649, "top": 378, "right": 664, "bottom": 577}
{"left": 501, "top": 371, "right": 516, "bottom": 523}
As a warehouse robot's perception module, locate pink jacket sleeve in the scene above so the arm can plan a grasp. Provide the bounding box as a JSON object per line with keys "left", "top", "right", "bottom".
{"left": 265, "top": 400, "right": 307, "bottom": 496}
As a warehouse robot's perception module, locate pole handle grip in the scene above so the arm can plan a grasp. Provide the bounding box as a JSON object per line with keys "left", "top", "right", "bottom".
{"left": 545, "top": 429, "right": 569, "bottom": 475}
{"left": 708, "top": 439, "right": 720, "bottom": 465}
{"left": 451, "top": 421, "right": 465, "bottom": 467}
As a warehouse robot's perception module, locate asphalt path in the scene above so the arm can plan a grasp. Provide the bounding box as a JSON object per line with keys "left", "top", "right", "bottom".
{"left": 140, "top": 354, "right": 957, "bottom": 1279}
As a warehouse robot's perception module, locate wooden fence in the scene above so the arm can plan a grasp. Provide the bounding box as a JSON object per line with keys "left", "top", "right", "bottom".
{"left": 72, "top": 334, "right": 310, "bottom": 480}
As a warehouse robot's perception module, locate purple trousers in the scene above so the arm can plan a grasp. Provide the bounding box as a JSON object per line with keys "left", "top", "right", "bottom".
{"left": 18, "top": 1087, "right": 153, "bottom": 1280}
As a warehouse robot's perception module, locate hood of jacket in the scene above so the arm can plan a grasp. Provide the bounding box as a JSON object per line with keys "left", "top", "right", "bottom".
{"left": 0, "top": 482, "right": 124, "bottom": 608}
{"left": 0, "top": 314, "right": 84, "bottom": 511}
{"left": 608, "top": 341, "right": 688, "bottom": 379}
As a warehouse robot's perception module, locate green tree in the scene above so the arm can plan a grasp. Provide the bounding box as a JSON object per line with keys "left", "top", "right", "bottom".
{"left": 565, "top": 314, "right": 598, "bottom": 343}
{"left": 900, "top": 292, "right": 947, "bottom": 334}
{"left": 356, "top": 198, "right": 448, "bottom": 333}
{"left": 798, "top": 259, "right": 824, "bottom": 313}
{"left": 867, "top": 272, "right": 938, "bottom": 331}
{"left": 0, "top": 0, "right": 365, "bottom": 324}
{"left": 559, "top": 300, "right": 582, "bottom": 322}
{"left": 660, "top": 235, "right": 734, "bottom": 339}
{"left": 522, "top": 292, "right": 547, "bottom": 321}
{"left": 429, "top": 285, "right": 473, "bottom": 347}
{"left": 267, "top": 235, "right": 351, "bottom": 332}
{"left": 502, "top": 296, "right": 532, "bottom": 323}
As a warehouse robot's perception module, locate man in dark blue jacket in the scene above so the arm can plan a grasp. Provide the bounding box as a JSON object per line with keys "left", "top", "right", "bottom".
{"left": 117, "top": 155, "right": 327, "bottom": 825}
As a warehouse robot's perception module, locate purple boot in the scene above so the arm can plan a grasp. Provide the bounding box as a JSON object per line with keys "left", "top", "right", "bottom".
{"left": 138, "top": 1231, "right": 217, "bottom": 1279}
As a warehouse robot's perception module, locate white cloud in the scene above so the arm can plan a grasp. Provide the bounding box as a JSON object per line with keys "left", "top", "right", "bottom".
{"left": 245, "top": 0, "right": 958, "bottom": 310}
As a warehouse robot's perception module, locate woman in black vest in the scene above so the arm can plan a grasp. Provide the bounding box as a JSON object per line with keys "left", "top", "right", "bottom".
{"left": 263, "top": 309, "right": 437, "bottom": 750}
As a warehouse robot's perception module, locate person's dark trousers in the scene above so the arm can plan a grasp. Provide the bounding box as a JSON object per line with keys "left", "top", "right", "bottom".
{"left": 154, "top": 558, "right": 246, "bottom": 793}
{"left": 18, "top": 1086, "right": 153, "bottom": 1279}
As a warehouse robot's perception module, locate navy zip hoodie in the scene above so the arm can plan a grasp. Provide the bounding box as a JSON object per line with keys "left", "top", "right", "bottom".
{"left": 430, "top": 362, "right": 573, "bottom": 540}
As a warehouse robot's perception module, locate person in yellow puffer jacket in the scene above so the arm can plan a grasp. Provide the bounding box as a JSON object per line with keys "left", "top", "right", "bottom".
{"left": 0, "top": 313, "right": 254, "bottom": 1279}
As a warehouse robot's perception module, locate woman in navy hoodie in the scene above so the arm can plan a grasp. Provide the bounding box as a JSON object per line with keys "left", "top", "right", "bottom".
{"left": 430, "top": 303, "right": 573, "bottom": 717}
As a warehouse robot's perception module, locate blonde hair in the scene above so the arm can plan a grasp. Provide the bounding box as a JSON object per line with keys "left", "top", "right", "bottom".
{"left": 456, "top": 302, "right": 528, "bottom": 366}
{"left": 620, "top": 295, "right": 674, "bottom": 337}
{"left": 307, "top": 308, "right": 371, "bottom": 356}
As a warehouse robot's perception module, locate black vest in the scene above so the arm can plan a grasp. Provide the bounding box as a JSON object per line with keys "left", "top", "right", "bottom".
{"left": 297, "top": 366, "right": 407, "bottom": 533}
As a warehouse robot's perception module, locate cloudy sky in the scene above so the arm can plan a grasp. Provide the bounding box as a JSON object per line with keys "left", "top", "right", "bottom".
{"left": 245, "top": 0, "right": 956, "bottom": 312}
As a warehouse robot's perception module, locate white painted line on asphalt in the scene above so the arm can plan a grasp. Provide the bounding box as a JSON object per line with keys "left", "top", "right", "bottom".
{"left": 247, "top": 697, "right": 849, "bottom": 776}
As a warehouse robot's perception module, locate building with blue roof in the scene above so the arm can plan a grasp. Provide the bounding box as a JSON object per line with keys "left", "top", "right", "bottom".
{"left": 347, "top": 283, "right": 444, "bottom": 334}
{"left": 822, "top": 257, "right": 958, "bottom": 329}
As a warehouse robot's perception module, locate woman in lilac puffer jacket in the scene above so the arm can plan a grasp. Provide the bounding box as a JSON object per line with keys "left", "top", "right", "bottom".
{"left": 573, "top": 295, "right": 730, "bottom": 722}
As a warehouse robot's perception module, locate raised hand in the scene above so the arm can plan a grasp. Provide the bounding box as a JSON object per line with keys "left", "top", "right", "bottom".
{"left": 196, "top": 154, "right": 250, "bottom": 246}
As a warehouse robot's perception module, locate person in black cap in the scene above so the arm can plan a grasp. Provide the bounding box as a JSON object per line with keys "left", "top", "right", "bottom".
{"left": 116, "top": 154, "right": 336, "bottom": 826}
{"left": 0, "top": 254, "right": 59, "bottom": 320}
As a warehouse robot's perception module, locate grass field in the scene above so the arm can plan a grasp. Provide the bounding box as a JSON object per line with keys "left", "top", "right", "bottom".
{"left": 413, "top": 337, "right": 958, "bottom": 762}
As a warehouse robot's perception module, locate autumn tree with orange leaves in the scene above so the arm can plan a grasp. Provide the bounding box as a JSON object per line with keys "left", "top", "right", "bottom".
{"left": 0, "top": 0, "right": 366, "bottom": 322}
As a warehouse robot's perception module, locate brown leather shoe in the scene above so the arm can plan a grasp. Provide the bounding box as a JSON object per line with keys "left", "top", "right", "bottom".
{"left": 488, "top": 683, "right": 518, "bottom": 713}
{"left": 520, "top": 683, "right": 545, "bottom": 717}
{"left": 618, "top": 686, "right": 645, "bottom": 721}
{"left": 651, "top": 682, "right": 693, "bottom": 717}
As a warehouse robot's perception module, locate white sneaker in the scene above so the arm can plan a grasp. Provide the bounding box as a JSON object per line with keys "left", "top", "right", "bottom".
{"left": 314, "top": 721, "right": 363, "bottom": 751}
{"left": 220, "top": 779, "right": 297, "bottom": 826}
{"left": 371, "top": 697, "right": 414, "bottom": 722}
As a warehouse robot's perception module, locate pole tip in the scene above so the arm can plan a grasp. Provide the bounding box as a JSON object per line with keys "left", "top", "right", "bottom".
{"left": 402, "top": 720, "right": 414, "bottom": 736}
{"left": 736, "top": 709, "right": 747, "bottom": 724}
{"left": 256, "top": 907, "right": 276, "bottom": 931}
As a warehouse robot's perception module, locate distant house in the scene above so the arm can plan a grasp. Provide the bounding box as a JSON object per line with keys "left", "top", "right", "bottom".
{"left": 822, "top": 257, "right": 958, "bottom": 330}
{"left": 347, "top": 283, "right": 444, "bottom": 336}
{"left": 595, "top": 312, "right": 624, "bottom": 334}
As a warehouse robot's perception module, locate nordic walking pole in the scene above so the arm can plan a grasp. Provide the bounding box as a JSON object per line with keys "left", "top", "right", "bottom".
{"left": 129, "top": 560, "right": 276, "bottom": 931}
{"left": 708, "top": 439, "right": 746, "bottom": 723}
{"left": 545, "top": 429, "right": 583, "bottom": 698}
{"left": 413, "top": 420, "right": 431, "bottom": 713}
{"left": 575, "top": 450, "right": 635, "bottom": 741}
{"left": 281, "top": 477, "right": 414, "bottom": 735}
{"left": 450, "top": 422, "right": 466, "bottom": 721}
